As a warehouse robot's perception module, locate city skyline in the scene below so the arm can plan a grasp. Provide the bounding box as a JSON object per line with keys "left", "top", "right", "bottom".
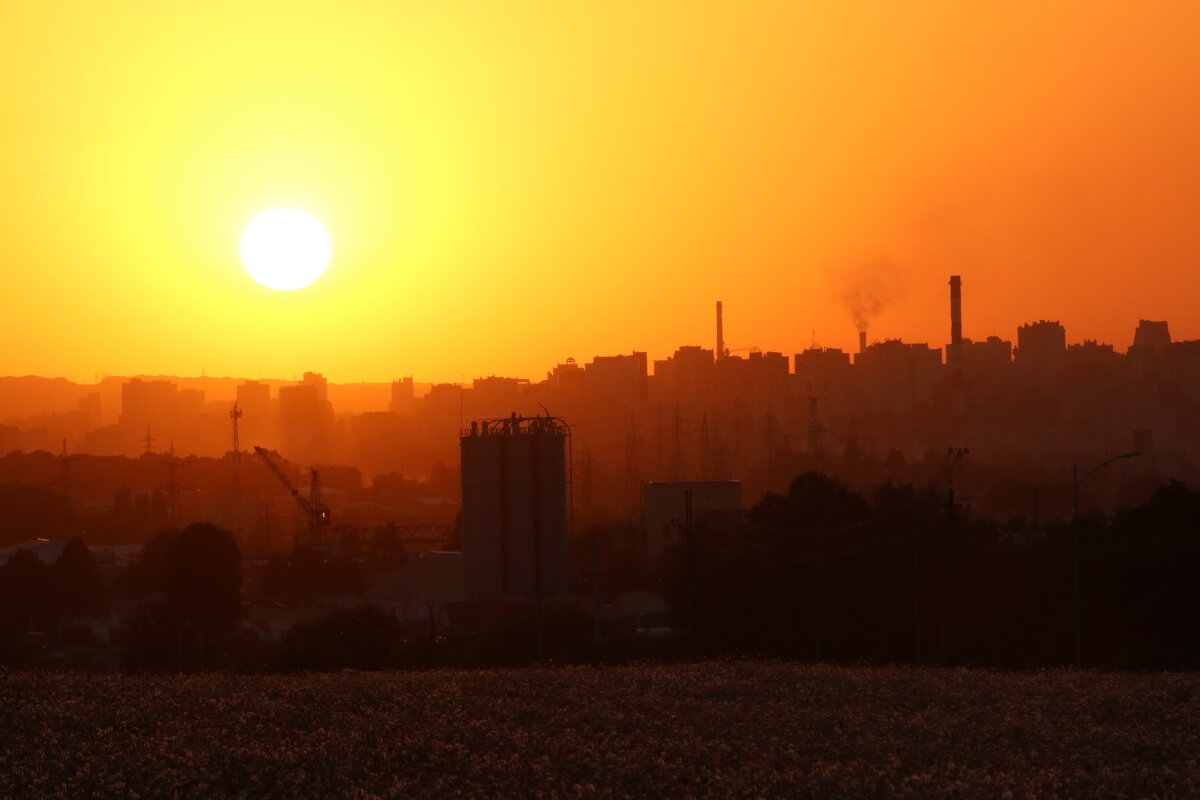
{"left": 6, "top": 4, "right": 1200, "bottom": 794}
{"left": 2, "top": 281, "right": 1191, "bottom": 530}
{"left": 1, "top": 299, "right": 1187, "bottom": 391}
{"left": 4, "top": 2, "right": 1200, "bottom": 383}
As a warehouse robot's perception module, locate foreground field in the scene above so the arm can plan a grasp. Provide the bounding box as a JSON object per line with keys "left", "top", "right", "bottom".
{"left": 1, "top": 662, "right": 1197, "bottom": 799}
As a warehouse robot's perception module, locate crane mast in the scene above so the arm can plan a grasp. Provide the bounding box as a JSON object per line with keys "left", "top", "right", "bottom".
{"left": 253, "top": 446, "right": 331, "bottom": 547}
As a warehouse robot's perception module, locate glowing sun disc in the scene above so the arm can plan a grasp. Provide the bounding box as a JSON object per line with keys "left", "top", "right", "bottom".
{"left": 240, "top": 209, "right": 331, "bottom": 290}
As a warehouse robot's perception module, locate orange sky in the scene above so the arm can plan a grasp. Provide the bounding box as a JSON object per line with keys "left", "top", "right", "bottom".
{"left": 2, "top": 2, "right": 1198, "bottom": 384}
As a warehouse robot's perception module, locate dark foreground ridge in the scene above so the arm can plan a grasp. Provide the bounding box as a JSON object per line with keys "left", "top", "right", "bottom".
{"left": 2, "top": 662, "right": 1197, "bottom": 798}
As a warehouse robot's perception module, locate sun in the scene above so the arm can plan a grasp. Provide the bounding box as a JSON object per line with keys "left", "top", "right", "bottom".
{"left": 239, "top": 209, "right": 332, "bottom": 291}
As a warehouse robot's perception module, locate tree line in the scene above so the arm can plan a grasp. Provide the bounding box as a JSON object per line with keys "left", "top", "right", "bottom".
{"left": 2, "top": 473, "right": 1198, "bottom": 670}
{"left": 662, "top": 473, "right": 1200, "bottom": 668}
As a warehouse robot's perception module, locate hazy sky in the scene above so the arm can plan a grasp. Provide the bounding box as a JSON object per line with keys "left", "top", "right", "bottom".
{"left": 3, "top": 1, "right": 1198, "bottom": 383}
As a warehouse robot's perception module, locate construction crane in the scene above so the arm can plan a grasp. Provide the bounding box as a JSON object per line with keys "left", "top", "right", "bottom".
{"left": 253, "top": 446, "right": 331, "bottom": 545}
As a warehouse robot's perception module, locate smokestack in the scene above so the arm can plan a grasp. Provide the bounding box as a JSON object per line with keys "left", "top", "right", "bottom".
{"left": 858, "top": 330, "right": 867, "bottom": 354}
{"left": 716, "top": 301, "right": 725, "bottom": 360}
{"left": 949, "top": 274, "right": 966, "bottom": 446}
{"left": 949, "top": 275, "right": 962, "bottom": 349}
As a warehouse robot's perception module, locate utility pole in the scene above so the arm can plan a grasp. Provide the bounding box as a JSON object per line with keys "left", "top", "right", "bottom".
{"left": 531, "top": 433, "right": 545, "bottom": 663}
{"left": 591, "top": 529, "right": 602, "bottom": 646}
{"left": 624, "top": 411, "right": 641, "bottom": 515}
{"left": 58, "top": 439, "right": 78, "bottom": 504}
{"left": 668, "top": 492, "right": 699, "bottom": 657}
{"left": 672, "top": 404, "right": 684, "bottom": 481}
{"left": 1072, "top": 451, "right": 1141, "bottom": 667}
{"left": 167, "top": 441, "right": 179, "bottom": 529}
{"left": 1033, "top": 485, "right": 1040, "bottom": 533}
{"left": 940, "top": 482, "right": 957, "bottom": 664}
{"left": 914, "top": 522, "right": 922, "bottom": 665}
{"left": 764, "top": 404, "right": 776, "bottom": 491}
{"left": 653, "top": 404, "right": 665, "bottom": 479}
{"left": 684, "top": 489, "right": 696, "bottom": 659}
{"left": 230, "top": 402, "right": 243, "bottom": 534}
{"left": 812, "top": 549, "right": 821, "bottom": 662}
{"left": 1072, "top": 462, "right": 1080, "bottom": 668}
{"left": 710, "top": 418, "right": 725, "bottom": 480}
{"left": 427, "top": 599, "right": 437, "bottom": 648}
{"left": 941, "top": 446, "right": 969, "bottom": 664}
{"left": 807, "top": 397, "right": 825, "bottom": 459}
{"left": 579, "top": 446, "right": 594, "bottom": 516}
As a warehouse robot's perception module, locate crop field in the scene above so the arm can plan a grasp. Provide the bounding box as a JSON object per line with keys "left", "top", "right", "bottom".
{"left": 1, "top": 662, "right": 1197, "bottom": 799}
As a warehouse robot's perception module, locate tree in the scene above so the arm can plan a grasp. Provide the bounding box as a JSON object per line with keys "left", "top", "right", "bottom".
{"left": 124, "top": 522, "right": 242, "bottom": 670}
{"left": 52, "top": 537, "right": 107, "bottom": 619}
{"left": 163, "top": 523, "right": 241, "bottom": 630}
{"left": 279, "top": 605, "right": 404, "bottom": 670}
{"left": 0, "top": 549, "right": 51, "bottom": 633}
{"left": 0, "top": 482, "right": 78, "bottom": 547}
{"left": 257, "top": 549, "right": 367, "bottom": 598}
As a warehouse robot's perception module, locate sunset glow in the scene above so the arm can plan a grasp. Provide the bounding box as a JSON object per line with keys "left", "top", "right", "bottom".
{"left": 2, "top": 1, "right": 1199, "bottom": 382}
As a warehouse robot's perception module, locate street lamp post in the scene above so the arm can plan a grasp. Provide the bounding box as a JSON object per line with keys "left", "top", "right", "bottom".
{"left": 1071, "top": 451, "right": 1140, "bottom": 667}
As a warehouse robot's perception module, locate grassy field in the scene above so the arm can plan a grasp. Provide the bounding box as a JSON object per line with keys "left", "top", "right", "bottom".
{"left": 1, "top": 662, "right": 1197, "bottom": 798}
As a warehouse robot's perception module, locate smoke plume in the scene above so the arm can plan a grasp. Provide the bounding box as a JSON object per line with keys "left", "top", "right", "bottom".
{"left": 835, "top": 258, "right": 907, "bottom": 333}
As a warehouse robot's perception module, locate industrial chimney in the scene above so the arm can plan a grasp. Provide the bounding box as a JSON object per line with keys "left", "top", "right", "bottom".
{"left": 858, "top": 330, "right": 867, "bottom": 355}
{"left": 716, "top": 301, "right": 725, "bottom": 360}
{"left": 949, "top": 275, "right": 963, "bottom": 362}
{"left": 948, "top": 275, "right": 966, "bottom": 446}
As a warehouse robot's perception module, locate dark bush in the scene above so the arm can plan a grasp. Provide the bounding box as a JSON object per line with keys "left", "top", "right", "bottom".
{"left": 279, "top": 605, "right": 404, "bottom": 670}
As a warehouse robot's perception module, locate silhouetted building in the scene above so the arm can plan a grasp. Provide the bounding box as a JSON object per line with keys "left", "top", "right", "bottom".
{"left": 472, "top": 376, "right": 531, "bottom": 418}
{"left": 78, "top": 392, "right": 102, "bottom": 429}
{"left": 961, "top": 336, "right": 1013, "bottom": 369}
{"left": 715, "top": 351, "right": 789, "bottom": 406}
{"left": 1129, "top": 319, "right": 1172, "bottom": 380}
{"left": 652, "top": 346, "right": 715, "bottom": 402}
{"left": 119, "top": 379, "right": 179, "bottom": 432}
{"left": 1015, "top": 321, "right": 1067, "bottom": 376}
{"left": 278, "top": 373, "right": 334, "bottom": 463}
{"left": 1133, "top": 319, "right": 1171, "bottom": 351}
{"left": 424, "top": 383, "right": 464, "bottom": 418}
{"left": 545, "top": 358, "right": 585, "bottom": 398}
{"left": 389, "top": 378, "right": 415, "bottom": 414}
{"left": 585, "top": 352, "right": 648, "bottom": 406}
{"left": 855, "top": 340, "right": 942, "bottom": 417}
